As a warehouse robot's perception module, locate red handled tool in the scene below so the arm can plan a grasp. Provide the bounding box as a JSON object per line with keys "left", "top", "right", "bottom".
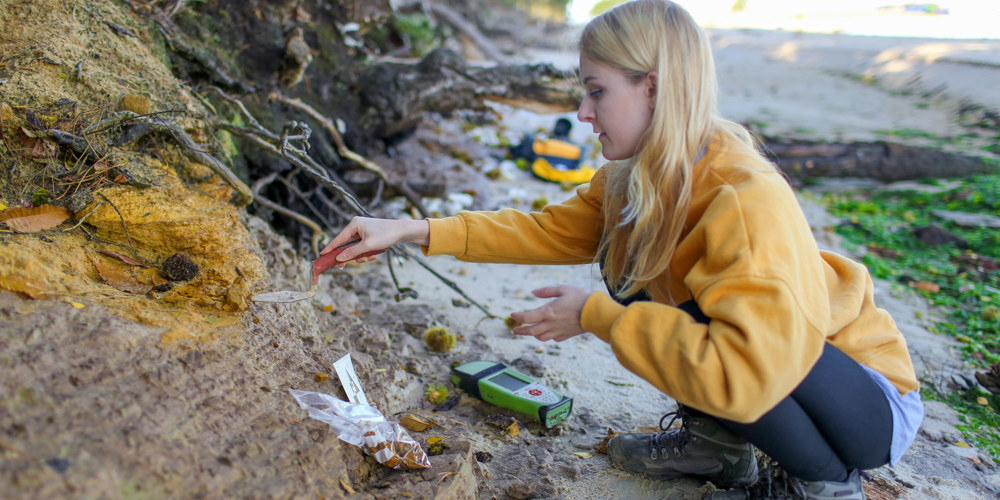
{"left": 251, "top": 240, "right": 385, "bottom": 303}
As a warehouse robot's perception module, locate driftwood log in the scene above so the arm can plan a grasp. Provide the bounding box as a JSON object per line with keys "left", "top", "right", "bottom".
{"left": 763, "top": 139, "right": 998, "bottom": 182}
{"left": 358, "top": 48, "right": 578, "bottom": 139}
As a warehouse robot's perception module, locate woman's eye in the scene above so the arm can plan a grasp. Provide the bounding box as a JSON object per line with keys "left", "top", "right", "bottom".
{"left": 589, "top": 89, "right": 603, "bottom": 98}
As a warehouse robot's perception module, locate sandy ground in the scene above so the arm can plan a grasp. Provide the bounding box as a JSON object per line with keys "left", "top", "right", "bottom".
{"left": 371, "top": 27, "right": 1000, "bottom": 499}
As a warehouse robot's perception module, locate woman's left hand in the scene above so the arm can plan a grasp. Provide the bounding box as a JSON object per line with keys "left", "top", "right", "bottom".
{"left": 509, "top": 286, "right": 592, "bottom": 342}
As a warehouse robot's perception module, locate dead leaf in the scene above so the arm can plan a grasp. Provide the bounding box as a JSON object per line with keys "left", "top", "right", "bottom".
{"left": 910, "top": 281, "right": 940, "bottom": 293}
{"left": 314, "top": 373, "right": 329, "bottom": 383}
{"left": 65, "top": 300, "right": 85, "bottom": 309}
{"left": 93, "top": 257, "right": 152, "bottom": 294}
{"left": 399, "top": 414, "right": 432, "bottom": 432}
{"left": 975, "top": 363, "right": 1000, "bottom": 395}
{"left": 593, "top": 428, "right": 620, "bottom": 454}
{"left": 97, "top": 250, "right": 150, "bottom": 268}
{"left": 505, "top": 421, "right": 519, "bottom": 437}
{"left": 24, "top": 108, "right": 44, "bottom": 130}
{"left": 572, "top": 451, "right": 593, "bottom": 459}
{"left": 427, "top": 436, "right": 444, "bottom": 445}
{"left": 868, "top": 244, "right": 902, "bottom": 259}
{"left": 29, "top": 138, "right": 56, "bottom": 159}
{"left": 0, "top": 205, "right": 71, "bottom": 233}
{"left": 976, "top": 396, "right": 989, "bottom": 406}
{"left": 19, "top": 125, "right": 40, "bottom": 138}
{"left": 955, "top": 442, "right": 970, "bottom": 448}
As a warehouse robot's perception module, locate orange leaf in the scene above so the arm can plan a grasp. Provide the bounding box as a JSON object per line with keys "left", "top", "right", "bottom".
{"left": 97, "top": 249, "right": 150, "bottom": 268}
{"left": 0, "top": 205, "right": 70, "bottom": 233}
{"left": 93, "top": 258, "right": 152, "bottom": 294}
{"left": 910, "top": 281, "right": 940, "bottom": 293}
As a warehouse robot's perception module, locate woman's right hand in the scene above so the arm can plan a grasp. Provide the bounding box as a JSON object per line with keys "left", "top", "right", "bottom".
{"left": 321, "top": 217, "right": 430, "bottom": 265}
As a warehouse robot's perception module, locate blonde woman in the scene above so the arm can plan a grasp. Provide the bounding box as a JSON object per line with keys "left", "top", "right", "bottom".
{"left": 323, "top": 1, "right": 922, "bottom": 498}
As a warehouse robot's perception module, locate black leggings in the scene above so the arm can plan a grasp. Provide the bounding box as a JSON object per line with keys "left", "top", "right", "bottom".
{"left": 678, "top": 300, "right": 893, "bottom": 482}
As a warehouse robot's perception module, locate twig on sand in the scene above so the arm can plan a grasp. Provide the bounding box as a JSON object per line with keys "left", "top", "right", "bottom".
{"left": 62, "top": 201, "right": 105, "bottom": 233}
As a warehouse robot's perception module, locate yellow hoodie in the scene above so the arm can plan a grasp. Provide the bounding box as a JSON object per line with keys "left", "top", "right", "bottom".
{"left": 424, "top": 135, "right": 919, "bottom": 423}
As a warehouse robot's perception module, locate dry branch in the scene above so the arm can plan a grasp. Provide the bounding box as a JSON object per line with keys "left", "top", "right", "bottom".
{"left": 207, "top": 90, "right": 497, "bottom": 318}
{"left": 426, "top": 2, "right": 509, "bottom": 63}
{"left": 763, "top": 138, "right": 998, "bottom": 182}
{"left": 359, "top": 48, "right": 578, "bottom": 138}
{"left": 251, "top": 173, "right": 325, "bottom": 257}
{"left": 81, "top": 111, "right": 253, "bottom": 206}
{"left": 268, "top": 91, "right": 432, "bottom": 217}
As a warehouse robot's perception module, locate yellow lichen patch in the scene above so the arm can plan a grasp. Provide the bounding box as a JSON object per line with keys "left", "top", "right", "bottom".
{"left": 77, "top": 157, "right": 267, "bottom": 314}
{"left": 0, "top": 232, "right": 93, "bottom": 298}
{"left": 0, "top": 230, "right": 246, "bottom": 344}
{"left": 0, "top": 158, "right": 264, "bottom": 345}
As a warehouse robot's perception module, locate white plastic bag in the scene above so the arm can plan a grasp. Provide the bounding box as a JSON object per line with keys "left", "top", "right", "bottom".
{"left": 289, "top": 389, "right": 430, "bottom": 469}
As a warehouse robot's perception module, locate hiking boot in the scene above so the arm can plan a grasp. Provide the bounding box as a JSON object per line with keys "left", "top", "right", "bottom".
{"left": 793, "top": 469, "right": 866, "bottom": 499}
{"left": 607, "top": 407, "right": 758, "bottom": 489}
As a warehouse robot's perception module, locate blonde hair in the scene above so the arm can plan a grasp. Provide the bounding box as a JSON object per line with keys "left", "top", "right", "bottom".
{"left": 581, "top": 0, "right": 759, "bottom": 300}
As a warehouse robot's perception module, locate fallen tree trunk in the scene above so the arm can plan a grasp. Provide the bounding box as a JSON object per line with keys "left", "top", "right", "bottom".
{"left": 358, "top": 48, "right": 578, "bottom": 139}
{"left": 763, "top": 139, "right": 999, "bottom": 182}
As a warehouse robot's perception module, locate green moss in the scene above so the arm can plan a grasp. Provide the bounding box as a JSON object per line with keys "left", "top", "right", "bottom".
{"left": 393, "top": 13, "right": 442, "bottom": 57}
{"left": 31, "top": 189, "right": 50, "bottom": 206}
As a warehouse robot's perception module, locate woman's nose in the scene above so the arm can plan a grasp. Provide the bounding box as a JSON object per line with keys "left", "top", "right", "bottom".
{"left": 577, "top": 100, "right": 594, "bottom": 124}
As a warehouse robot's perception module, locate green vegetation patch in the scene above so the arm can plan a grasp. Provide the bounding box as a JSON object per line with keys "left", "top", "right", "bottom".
{"left": 822, "top": 174, "right": 1000, "bottom": 461}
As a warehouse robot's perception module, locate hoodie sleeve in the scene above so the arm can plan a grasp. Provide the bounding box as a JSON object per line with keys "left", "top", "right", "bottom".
{"left": 422, "top": 166, "right": 609, "bottom": 264}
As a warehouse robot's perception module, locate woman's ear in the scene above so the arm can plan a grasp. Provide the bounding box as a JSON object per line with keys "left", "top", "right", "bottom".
{"left": 645, "top": 71, "right": 658, "bottom": 108}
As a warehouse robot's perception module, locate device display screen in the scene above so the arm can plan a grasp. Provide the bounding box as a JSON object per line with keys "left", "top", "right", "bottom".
{"left": 489, "top": 372, "right": 529, "bottom": 391}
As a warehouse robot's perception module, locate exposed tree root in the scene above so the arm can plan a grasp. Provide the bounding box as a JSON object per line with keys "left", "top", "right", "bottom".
{"left": 208, "top": 89, "right": 497, "bottom": 319}
{"left": 426, "top": 2, "right": 510, "bottom": 63}
{"left": 267, "top": 91, "right": 432, "bottom": 218}
{"left": 80, "top": 110, "right": 254, "bottom": 206}
{"left": 251, "top": 173, "right": 325, "bottom": 257}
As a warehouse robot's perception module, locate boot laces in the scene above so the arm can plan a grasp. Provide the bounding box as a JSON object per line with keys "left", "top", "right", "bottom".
{"left": 647, "top": 408, "right": 689, "bottom": 461}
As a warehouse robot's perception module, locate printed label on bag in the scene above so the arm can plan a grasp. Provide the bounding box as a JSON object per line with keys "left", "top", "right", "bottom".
{"left": 334, "top": 353, "right": 369, "bottom": 406}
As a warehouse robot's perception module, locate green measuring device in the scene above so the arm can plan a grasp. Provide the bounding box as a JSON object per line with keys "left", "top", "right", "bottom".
{"left": 450, "top": 360, "right": 572, "bottom": 428}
